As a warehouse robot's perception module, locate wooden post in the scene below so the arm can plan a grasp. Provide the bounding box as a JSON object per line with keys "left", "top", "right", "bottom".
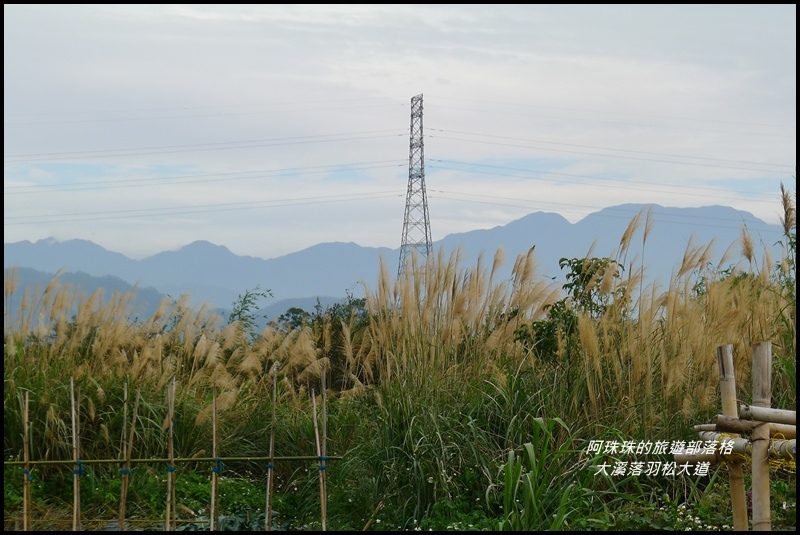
{"left": 717, "top": 344, "right": 748, "bottom": 531}
{"left": 265, "top": 365, "right": 277, "bottom": 531}
{"left": 71, "top": 378, "right": 82, "bottom": 531}
{"left": 165, "top": 378, "right": 177, "bottom": 531}
{"left": 751, "top": 341, "right": 772, "bottom": 531}
{"left": 23, "top": 391, "right": 31, "bottom": 532}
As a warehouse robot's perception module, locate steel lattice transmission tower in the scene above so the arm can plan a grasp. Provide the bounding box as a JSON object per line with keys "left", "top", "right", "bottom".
{"left": 398, "top": 94, "right": 432, "bottom": 277}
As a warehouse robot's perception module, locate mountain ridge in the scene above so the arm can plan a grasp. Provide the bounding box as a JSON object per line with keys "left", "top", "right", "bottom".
{"left": 4, "top": 203, "right": 785, "bottom": 312}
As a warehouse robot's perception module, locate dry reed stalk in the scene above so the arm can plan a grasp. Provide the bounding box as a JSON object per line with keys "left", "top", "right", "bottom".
{"left": 741, "top": 227, "right": 755, "bottom": 269}
{"left": 779, "top": 182, "right": 796, "bottom": 236}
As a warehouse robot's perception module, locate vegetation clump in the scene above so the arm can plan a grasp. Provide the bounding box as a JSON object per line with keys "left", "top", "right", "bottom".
{"left": 4, "top": 186, "right": 796, "bottom": 530}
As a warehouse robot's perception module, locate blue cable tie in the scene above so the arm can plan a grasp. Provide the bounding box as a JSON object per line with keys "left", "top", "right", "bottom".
{"left": 265, "top": 462, "right": 275, "bottom": 471}
{"left": 120, "top": 468, "right": 131, "bottom": 476}
{"left": 211, "top": 458, "right": 223, "bottom": 474}
{"left": 23, "top": 468, "right": 34, "bottom": 481}
{"left": 319, "top": 455, "right": 329, "bottom": 461}
{"left": 73, "top": 460, "right": 85, "bottom": 476}
{"left": 318, "top": 465, "right": 327, "bottom": 471}
{"left": 166, "top": 465, "right": 176, "bottom": 473}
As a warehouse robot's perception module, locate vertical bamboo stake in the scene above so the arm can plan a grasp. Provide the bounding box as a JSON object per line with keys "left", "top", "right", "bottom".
{"left": 71, "top": 377, "right": 82, "bottom": 531}
{"left": 210, "top": 386, "right": 218, "bottom": 531}
{"left": 265, "top": 365, "right": 277, "bottom": 531}
{"left": 23, "top": 391, "right": 31, "bottom": 532}
{"left": 121, "top": 381, "right": 128, "bottom": 465}
{"left": 311, "top": 389, "right": 326, "bottom": 531}
{"left": 321, "top": 366, "right": 328, "bottom": 529}
{"left": 717, "top": 344, "right": 748, "bottom": 531}
{"left": 751, "top": 341, "right": 772, "bottom": 531}
{"left": 165, "top": 378, "right": 177, "bottom": 531}
{"left": 119, "top": 387, "right": 141, "bottom": 531}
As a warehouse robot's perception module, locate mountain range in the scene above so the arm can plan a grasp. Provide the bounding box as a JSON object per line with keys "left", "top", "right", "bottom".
{"left": 4, "top": 203, "right": 786, "bottom": 323}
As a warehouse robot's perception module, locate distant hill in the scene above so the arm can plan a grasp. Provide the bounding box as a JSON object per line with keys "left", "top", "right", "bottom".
{"left": 4, "top": 204, "right": 786, "bottom": 314}
{"left": 3, "top": 267, "right": 346, "bottom": 331}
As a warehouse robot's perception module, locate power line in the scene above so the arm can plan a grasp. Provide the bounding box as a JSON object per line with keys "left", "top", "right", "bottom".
{"left": 427, "top": 160, "right": 781, "bottom": 203}
{"left": 429, "top": 129, "right": 793, "bottom": 170}
{"left": 3, "top": 101, "right": 407, "bottom": 126}
{"left": 4, "top": 160, "right": 406, "bottom": 193}
{"left": 428, "top": 134, "right": 793, "bottom": 174}
{"left": 4, "top": 131, "right": 408, "bottom": 163}
{"left": 3, "top": 191, "right": 403, "bottom": 225}
{"left": 429, "top": 95, "right": 797, "bottom": 131}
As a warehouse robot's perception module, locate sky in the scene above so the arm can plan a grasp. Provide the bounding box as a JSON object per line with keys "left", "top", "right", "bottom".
{"left": 4, "top": 4, "right": 797, "bottom": 261}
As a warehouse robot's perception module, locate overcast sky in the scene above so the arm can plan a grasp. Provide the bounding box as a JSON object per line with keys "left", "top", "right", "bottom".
{"left": 4, "top": 4, "right": 796, "bottom": 260}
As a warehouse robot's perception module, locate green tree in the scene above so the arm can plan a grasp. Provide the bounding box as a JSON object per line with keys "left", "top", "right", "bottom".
{"left": 275, "top": 306, "right": 312, "bottom": 332}
{"left": 515, "top": 256, "right": 624, "bottom": 364}
{"left": 228, "top": 285, "right": 272, "bottom": 340}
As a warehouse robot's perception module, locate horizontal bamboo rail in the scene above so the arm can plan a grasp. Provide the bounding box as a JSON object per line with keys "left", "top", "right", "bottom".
{"left": 5, "top": 455, "right": 342, "bottom": 467}
{"left": 739, "top": 404, "right": 796, "bottom": 426}
{"left": 711, "top": 415, "right": 796, "bottom": 439}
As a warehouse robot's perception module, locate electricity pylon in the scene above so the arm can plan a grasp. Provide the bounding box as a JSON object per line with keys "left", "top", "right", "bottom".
{"left": 398, "top": 93, "right": 432, "bottom": 277}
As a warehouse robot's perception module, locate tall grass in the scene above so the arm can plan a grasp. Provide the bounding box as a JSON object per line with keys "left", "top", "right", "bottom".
{"left": 4, "top": 190, "right": 796, "bottom": 529}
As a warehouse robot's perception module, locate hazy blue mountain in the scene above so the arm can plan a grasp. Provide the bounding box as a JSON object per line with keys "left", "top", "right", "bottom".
{"left": 4, "top": 266, "right": 348, "bottom": 332}
{"left": 4, "top": 267, "right": 167, "bottom": 324}
{"left": 439, "top": 204, "right": 785, "bottom": 288}
{"left": 4, "top": 204, "right": 786, "bottom": 313}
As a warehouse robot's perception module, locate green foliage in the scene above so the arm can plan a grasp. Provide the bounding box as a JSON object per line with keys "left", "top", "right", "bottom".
{"left": 495, "top": 418, "right": 593, "bottom": 531}
{"left": 559, "top": 256, "right": 625, "bottom": 318}
{"left": 227, "top": 285, "right": 272, "bottom": 339}
{"left": 310, "top": 292, "right": 370, "bottom": 391}
{"left": 4, "top": 187, "right": 796, "bottom": 531}
{"left": 417, "top": 498, "right": 494, "bottom": 531}
{"left": 274, "top": 306, "right": 311, "bottom": 332}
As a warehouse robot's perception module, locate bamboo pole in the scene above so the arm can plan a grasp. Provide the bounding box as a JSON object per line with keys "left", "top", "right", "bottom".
{"left": 714, "top": 415, "right": 796, "bottom": 439}
{"left": 119, "top": 387, "right": 141, "bottom": 531}
{"left": 739, "top": 405, "right": 796, "bottom": 426}
{"left": 121, "top": 381, "right": 128, "bottom": 467}
{"left": 321, "top": 366, "right": 328, "bottom": 530}
{"left": 695, "top": 431, "right": 796, "bottom": 461}
{"left": 210, "top": 387, "right": 218, "bottom": 531}
{"left": 165, "top": 378, "right": 177, "bottom": 531}
{"left": 23, "top": 391, "right": 31, "bottom": 532}
{"left": 71, "top": 378, "right": 82, "bottom": 531}
{"left": 6, "top": 455, "right": 342, "bottom": 467}
{"left": 751, "top": 341, "right": 772, "bottom": 531}
{"left": 265, "top": 365, "right": 277, "bottom": 531}
{"left": 717, "top": 344, "right": 748, "bottom": 531}
{"left": 311, "top": 389, "right": 326, "bottom": 531}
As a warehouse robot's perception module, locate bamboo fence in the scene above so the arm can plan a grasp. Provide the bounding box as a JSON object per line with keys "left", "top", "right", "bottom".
{"left": 675, "top": 342, "right": 797, "bottom": 532}
{"left": 5, "top": 373, "right": 340, "bottom": 532}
